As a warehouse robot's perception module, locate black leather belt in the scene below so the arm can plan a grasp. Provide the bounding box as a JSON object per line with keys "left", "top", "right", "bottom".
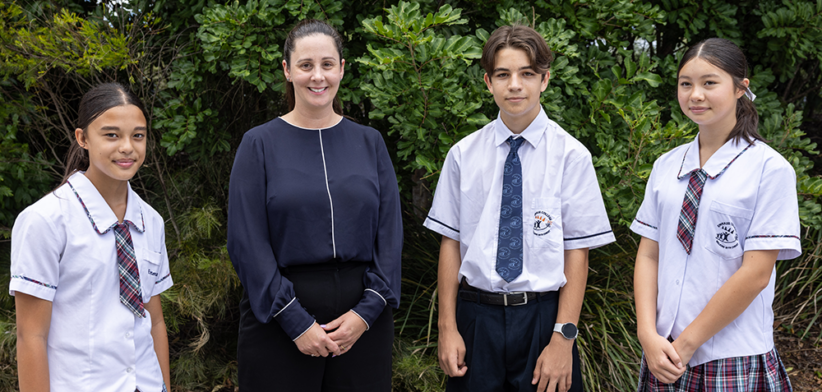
{"left": 458, "top": 280, "right": 556, "bottom": 306}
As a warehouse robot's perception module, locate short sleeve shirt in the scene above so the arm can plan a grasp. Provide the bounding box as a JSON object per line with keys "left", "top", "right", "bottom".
{"left": 630, "top": 135, "right": 801, "bottom": 366}
{"left": 10, "top": 172, "right": 172, "bottom": 392}
{"left": 424, "top": 108, "right": 615, "bottom": 293}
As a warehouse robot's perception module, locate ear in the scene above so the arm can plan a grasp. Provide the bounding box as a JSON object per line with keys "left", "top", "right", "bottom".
{"left": 484, "top": 73, "right": 494, "bottom": 94}
{"left": 282, "top": 60, "right": 291, "bottom": 81}
{"left": 540, "top": 70, "right": 551, "bottom": 92}
{"left": 74, "top": 128, "right": 87, "bottom": 149}
{"left": 736, "top": 78, "right": 750, "bottom": 99}
{"left": 339, "top": 58, "right": 345, "bottom": 80}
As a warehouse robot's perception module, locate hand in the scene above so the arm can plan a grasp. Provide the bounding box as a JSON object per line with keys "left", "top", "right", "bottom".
{"left": 639, "top": 333, "right": 686, "bottom": 384}
{"left": 438, "top": 327, "right": 468, "bottom": 377}
{"left": 532, "top": 334, "right": 574, "bottom": 392}
{"left": 322, "top": 311, "right": 367, "bottom": 356}
{"left": 671, "top": 338, "right": 695, "bottom": 370}
{"left": 294, "top": 322, "right": 340, "bottom": 357}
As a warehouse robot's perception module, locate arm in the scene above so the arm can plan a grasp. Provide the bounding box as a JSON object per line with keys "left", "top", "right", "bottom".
{"left": 437, "top": 236, "right": 467, "bottom": 377}
{"left": 145, "top": 295, "right": 170, "bottom": 389}
{"left": 635, "top": 237, "right": 685, "bottom": 383}
{"left": 326, "top": 135, "right": 402, "bottom": 352}
{"left": 532, "top": 248, "right": 587, "bottom": 392}
{"left": 227, "top": 133, "right": 338, "bottom": 356}
{"left": 672, "top": 249, "right": 779, "bottom": 364}
{"left": 15, "top": 292, "right": 52, "bottom": 392}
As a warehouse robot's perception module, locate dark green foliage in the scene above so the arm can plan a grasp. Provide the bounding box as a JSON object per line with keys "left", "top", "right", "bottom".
{"left": 0, "top": 0, "right": 820, "bottom": 391}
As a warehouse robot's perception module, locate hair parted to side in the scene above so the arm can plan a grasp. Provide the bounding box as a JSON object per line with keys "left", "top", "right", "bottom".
{"left": 59, "top": 83, "right": 148, "bottom": 187}
{"left": 283, "top": 19, "right": 344, "bottom": 115}
{"left": 678, "top": 38, "right": 763, "bottom": 145}
{"left": 481, "top": 25, "right": 554, "bottom": 79}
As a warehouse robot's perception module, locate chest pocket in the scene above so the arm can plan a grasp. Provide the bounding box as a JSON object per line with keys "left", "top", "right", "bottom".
{"left": 701, "top": 201, "right": 753, "bottom": 260}
{"left": 138, "top": 249, "right": 163, "bottom": 301}
{"left": 528, "top": 197, "right": 562, "bottom": 250}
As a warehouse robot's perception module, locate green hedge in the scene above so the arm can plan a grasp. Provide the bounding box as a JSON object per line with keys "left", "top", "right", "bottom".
{"left": 1, "top": 0, "right": 821, "bottom": 390}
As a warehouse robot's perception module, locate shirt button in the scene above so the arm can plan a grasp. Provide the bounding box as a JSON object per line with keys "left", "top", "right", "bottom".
{"left": 125, "top": 332, "right": 132, "bottom": 339}
{"left": 676, "top": 280, "right": 680, "bottom": 285}
{"left": 126, "top": 367, "right": 133, "bottom": 373}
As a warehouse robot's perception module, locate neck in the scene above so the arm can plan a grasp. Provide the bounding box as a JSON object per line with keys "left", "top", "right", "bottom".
{"left": 282, "top": 105, "right": 342, "bottom": 129}
{"left": 83, "top": 170, "right": 130, "bottom": 223}
{"left": 499, "top": 106, "right": 540, "bottom": 134}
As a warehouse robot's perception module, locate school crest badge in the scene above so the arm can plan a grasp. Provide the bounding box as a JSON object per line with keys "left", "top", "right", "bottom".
{"left": 534, "top": 211, "right": 552, "bottom": 236}
{"left": 715, "top": 221, "right": 739, "bottom": 249}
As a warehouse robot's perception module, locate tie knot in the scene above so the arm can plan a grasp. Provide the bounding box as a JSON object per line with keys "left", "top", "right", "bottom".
{"left": 507, "top": 136, "right": 525, "bottom": 151}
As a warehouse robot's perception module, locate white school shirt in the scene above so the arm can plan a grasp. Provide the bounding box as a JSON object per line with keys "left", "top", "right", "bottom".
{"left": 424, "top": 108, "right": 615, "bottom": 293}
{"left": 9, "top": 172, "right": 173, "bottom": 392}
{"left": 630, "top": 135, "right": 801, "bottom": 366}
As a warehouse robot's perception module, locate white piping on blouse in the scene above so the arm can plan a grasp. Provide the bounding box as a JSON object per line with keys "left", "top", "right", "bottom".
{"left": 273, "top": 297, "right": 296, "bottom": 318}
{"left": 318, "top": 129, "right": 337, "bottom": 258}
{"left": 365, "top": 288, "right": 387, "bottom": 306}
{"left": 350, "top": 309, "right": 370, "bottom": 331}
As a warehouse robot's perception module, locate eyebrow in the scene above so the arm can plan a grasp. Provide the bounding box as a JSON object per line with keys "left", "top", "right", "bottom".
{"left": 493, "top": 66, "right": 534, "bottom": 73}
{"left": 296, "top": 57, "right": 338, "bottom": 63}
{"left": 99, "top": 126, "right": 147, "bottom": 131}
{"left": 678, "top": 73, "right": 721, "bottom": 79}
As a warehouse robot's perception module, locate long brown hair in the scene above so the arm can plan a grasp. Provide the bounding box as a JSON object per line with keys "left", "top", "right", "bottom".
{"left": 59, "top": 83, "right": 148, "bottom": 187}
{"left": 282, "top": 19, "right": 344, "bottom": 115}
{"left": 678, "top": 38, "right": 762, "bottom": 145}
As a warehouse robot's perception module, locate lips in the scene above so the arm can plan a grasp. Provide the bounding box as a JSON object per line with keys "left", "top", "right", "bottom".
{"left": 507, "top": 97, "right": 525, "bottom": 102}
{"left": 690, "top": 106, "right": 709, "bottom": 114}
{"left": 114, "top": 159, "right": 136, "bottom": 168}
{"left": 308, "top": 87, "right": 328, "bottom": 94}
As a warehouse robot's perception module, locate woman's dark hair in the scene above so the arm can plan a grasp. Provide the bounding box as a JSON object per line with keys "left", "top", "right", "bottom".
{"left": 678, "top": 38, "right": 762, "bottom": 145}
{"left": 282, "top": 19, "right": 344, "bottom": 115}
{"left": 59, "top": 82, "right": 148, "bottom": 186}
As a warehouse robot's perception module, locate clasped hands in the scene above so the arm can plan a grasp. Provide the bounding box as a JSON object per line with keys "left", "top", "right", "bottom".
{"left": 295, "top": 310, "right": 367, "bottom": 358}
{"left": 640, "top": 333, "right": 696, "bottom": 384}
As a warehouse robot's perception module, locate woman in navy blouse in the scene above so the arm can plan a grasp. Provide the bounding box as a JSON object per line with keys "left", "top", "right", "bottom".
{"left": 227, "top": 19, "right": 402, "bottom": 391}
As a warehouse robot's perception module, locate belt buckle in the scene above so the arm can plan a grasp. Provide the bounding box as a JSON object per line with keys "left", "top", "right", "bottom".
{"left": 504, "top": 291, "right": 527, "bottom": 306}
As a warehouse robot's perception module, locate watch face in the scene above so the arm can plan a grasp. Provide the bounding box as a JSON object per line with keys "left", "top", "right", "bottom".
{"left": 561, "top": 323, "right": 578, "bottom": 339}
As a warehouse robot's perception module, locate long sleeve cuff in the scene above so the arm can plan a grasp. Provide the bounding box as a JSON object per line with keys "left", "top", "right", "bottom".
{"left": 350, "top": 289, "right": 388, "bottom": 331}
{"left": 274, "top": 297, "right": 316, "bottom": 340}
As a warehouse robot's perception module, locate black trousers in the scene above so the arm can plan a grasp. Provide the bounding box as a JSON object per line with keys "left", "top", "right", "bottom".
{"left": 447, "top": 289, "right": 583, "bottom": 392}
{"left": 238, "top": 262, "right": 393, "bottom": 392}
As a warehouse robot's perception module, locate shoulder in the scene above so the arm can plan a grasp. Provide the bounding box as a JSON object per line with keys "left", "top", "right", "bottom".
{"left": 241, "top": 117, "right": 285, "bottom": 142}
{"left": 14, "top": 186, "right": 68, "bottom": 231}
{"left": 750, "top": 140, "right": 795, "bottom": 177}
{"left": 449, "top": 121, "right": 495, "bottom": 158}
{"left": 547, "top": 120, "right": 592, "bottom": 163}
{"left": 652, "top": 141, "right": 692, "bottom": 170}
{"left": 340, "top": 118, "right": 387, "bottom": 145}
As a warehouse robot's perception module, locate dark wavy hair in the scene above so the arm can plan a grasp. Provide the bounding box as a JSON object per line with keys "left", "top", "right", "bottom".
{"left": 678, "top": 38, "right": 763, "bottom": 145}
{"left": 282, "top": 19, "right": 344, "bottom": 115}
{"left": 481, "top": 24, "right": 553, "bottom": 80}
{"left": 59, "top": 83, "right": 148, "bottom": 187}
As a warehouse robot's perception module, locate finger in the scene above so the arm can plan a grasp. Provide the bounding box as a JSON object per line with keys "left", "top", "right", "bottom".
{"left": 663, "top": 343, "right": 684, "bottom": 369}
{"left": 560, "top": 372, "right": 571, "bottom": 392}
{"left": 536, "top": 371, "right": 548, "bottom": 392}
{"left": 455, "top": 360, "right": 468, "bottom": 376}
{"left": 547, "top": 378, "right": 558, "bottom": 392}
{"left": 532, "top": 358, "right": 543, "bottom": 385}
{"left": 323, "top": 336, "right": 341, "bottom": 356}
{"left": 323, "top": 317, "right": 343, "bottom": 331}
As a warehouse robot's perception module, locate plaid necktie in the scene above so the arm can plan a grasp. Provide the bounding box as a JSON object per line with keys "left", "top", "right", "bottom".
{"left": 115, "top": 222, "right": 145, "bottom": 317}
{"left": 676, "top": 169, "right": 708, "bottom": 254}
{"left": 496, "top": 136, "right": 525, "bottom": 282}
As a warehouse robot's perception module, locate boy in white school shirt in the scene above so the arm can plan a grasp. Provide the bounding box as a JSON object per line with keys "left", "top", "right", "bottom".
{"left": 424, "top": 25, "right": 615, "bottom": 392}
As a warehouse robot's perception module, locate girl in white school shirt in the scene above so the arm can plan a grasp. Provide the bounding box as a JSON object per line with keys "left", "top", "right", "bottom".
{"left": 10, "top": 83, "right": 172, "bottom": 392}
{"left": 632, "top": 38, "right": 798, "bottom": 391}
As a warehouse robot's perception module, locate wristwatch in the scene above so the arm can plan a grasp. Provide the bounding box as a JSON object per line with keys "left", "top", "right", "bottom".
{"left": 553, "top": 323, "right": 578, "bottom": 339}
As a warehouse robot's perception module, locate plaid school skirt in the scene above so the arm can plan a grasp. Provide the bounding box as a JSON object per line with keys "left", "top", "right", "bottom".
{"left": 637, "top": 347, "right": 792, "bottom": 392}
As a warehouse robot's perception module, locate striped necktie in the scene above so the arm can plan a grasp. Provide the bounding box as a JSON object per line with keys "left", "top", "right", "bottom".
{"left": 676, "top": 169, "right": 707, "bottom": 254}
{"left": 496, "top": 136, "right": 525, "bottom": 282}
{"left": 115, "top": 222, "right": 145, "bottom": 317}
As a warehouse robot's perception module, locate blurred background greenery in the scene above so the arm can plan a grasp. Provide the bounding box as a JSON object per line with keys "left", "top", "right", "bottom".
{"left": 1, "top": 0, "right": 820, "bottom": 390}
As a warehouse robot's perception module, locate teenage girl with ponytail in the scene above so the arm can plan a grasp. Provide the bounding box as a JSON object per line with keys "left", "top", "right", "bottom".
{"left": 11, "top": 83, "right": 172, "bottom": 392}
{"left": 631, "top": 38, "right": 798, "bottom": 391}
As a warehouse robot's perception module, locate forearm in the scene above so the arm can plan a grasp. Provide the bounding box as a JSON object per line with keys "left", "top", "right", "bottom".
{"left": 151, "top": 320, "right": 171, "bottom": 388}
{"left": 437, "top": 236, "right": 461, "bottom": 333}
{"left": 677, "top": 250, "right": 779, "bottom": 354}
{"left": 17, "top": 337, "right": 50, "bottom": 392}
{"left": 634, "top": 238, "right": 660, "bottom": 342}
{"left": 556, "top": 248, "right": 588, "bottom": 325}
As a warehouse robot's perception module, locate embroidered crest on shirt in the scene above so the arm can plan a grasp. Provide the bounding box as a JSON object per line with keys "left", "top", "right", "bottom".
{"left": 534, "top": 211, "right": 553, "bottom": 236}
{"left": 715, "top": 221, "right": 739, "bottom": 249}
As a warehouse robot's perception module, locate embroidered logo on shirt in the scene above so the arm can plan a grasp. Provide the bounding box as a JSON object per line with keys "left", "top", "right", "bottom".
{"left": 148, "top": 269, "right": 158, "bottom": 277}
{"left": 715, "top": 222, "right": 739, "bottom": 249}
{"left": 534, "top": 211, "right": 553, "bottom": 236}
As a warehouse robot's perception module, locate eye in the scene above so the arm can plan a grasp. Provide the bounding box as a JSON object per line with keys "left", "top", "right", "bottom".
{"left": 496, "top": 72, "right": 508, "bottom": 78}
{"left": 323, "top": 61, "right": 334, "bottom": 67}
{"left": 523, "top": 71, "right": 535, "bottom": 77}
{"left": 104, "top": 133, "right": 118, "bottom": 138}
{"left": 300, "top": 63, "right": 311, "bottom": 69}
{"left": 133, "top": 133, "right": 146, "bottom": 139}
{"left": 679, "top": 81, "right": 691, "bottom": 87}
{"left": 704, "top": 80, "right": 716, "bottom": 86}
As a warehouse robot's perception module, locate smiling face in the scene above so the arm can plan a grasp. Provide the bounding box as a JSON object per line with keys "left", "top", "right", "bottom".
{"left": 283, "top": 33, "right": 344, "bottom": 114}
{"left": 76, "top": 104, "right": 147, "bottom": 186}
{"left": 677, "top": 57, "right": 747, "bottom": 135}
{"left": 484, "top": 47, "right": 550, "bottom": 133}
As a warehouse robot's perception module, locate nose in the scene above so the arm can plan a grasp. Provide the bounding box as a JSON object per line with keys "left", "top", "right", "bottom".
{"left": 690, "top": 86, "right": 704, "bottom": 102}
{"left": 311, "top": 65, "right": 324, "bottom": 81}
{"left": 509, "top": 73, "right": 522, "bottom": 90}
{"left": 118, "top": 136, "right": 134, "bottom": 154}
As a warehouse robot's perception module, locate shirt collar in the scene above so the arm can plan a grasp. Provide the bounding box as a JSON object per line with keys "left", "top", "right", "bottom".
{"left": 66, "top": 172, "right": 145, "bottom": 234}
{"left": 677, "top": 134, "right": 754, "bottom": 179}
{"left": 494, "top": 107, "right": 549, "bottom": 148}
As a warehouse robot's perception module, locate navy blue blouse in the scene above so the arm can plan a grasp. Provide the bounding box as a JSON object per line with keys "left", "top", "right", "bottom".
{"left": 227, "top": 117, "right": 402, "bottom": 340}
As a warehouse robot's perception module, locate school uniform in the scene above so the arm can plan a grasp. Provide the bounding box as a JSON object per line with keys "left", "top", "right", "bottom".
{"left": 631, "top": 134, "right": 799, "bottom": 391}
{"left": 227, "top": 117, "right": 402, "bottom": 391}
{"left": 9, "top": 171, "right": 172, "bottom": 392}
{"left": 424, "top": 108, "right": 615, "bottom": 391}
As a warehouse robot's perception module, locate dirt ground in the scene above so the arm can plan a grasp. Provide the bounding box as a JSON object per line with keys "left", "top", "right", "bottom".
{"left": 774, "top": 328, "right": 822, "bottom": 391}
